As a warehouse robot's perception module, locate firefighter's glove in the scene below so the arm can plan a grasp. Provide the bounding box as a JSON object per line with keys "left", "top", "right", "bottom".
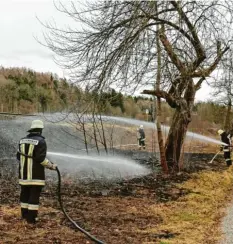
{"left": 51, "top": 163, "right": 57, "bottom": 170}
{"left": 51, "top": 164, "right": 57, "bottom": 170}
{"left": 47, "top": 161, "right": 57, "bottom": 170}
{"left": 220, "top": 146, "right": 224, "bottom": 152}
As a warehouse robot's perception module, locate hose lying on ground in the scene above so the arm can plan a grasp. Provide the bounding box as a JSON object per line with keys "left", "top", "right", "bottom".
{"left": 56, "top": 167, "right": 105, "bottom": 244}
{"left": 209, "top": 151, "right": 221, "bottom": 164}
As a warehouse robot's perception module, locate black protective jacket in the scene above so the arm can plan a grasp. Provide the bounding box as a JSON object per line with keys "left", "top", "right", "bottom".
{"left": 138, "top": 128, "right": 145, "bottom": 139}
{"left": 220, "top": 132, "right": 232, "bottom": 152}
{"left": 17, "top": 132, "right": 49, "bottom": 186}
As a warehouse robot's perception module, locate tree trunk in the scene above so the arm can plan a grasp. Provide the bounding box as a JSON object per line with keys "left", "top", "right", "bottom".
{"left": 155, "top": 2, "right": 168, "bottom": 173}
{"left": 224, "top": 99, "right": 232, "bottom": 131}
{"left": 165, "top": 109, "right": 191, "bottom": 172}
{"left": 156, "top": 99, "right": 168, "bottom": 173}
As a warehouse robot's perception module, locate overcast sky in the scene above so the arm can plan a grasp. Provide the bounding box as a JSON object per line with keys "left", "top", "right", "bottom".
{"left": 0, "top": 0, "right": 64, "bottom": 74}
{"left": 0, "top": 0, "right": 213, "bottom": 101}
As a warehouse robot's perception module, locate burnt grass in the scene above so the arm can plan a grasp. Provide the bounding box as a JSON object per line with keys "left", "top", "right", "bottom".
{"left": 0, "top": 151, "right": 226, "bottom": 203}
{"left": 0, "top": 151, "right": 227, "bottom": 243}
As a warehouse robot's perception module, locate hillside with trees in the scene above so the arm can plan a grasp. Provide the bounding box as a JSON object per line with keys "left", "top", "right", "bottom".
{"left": 0, "top": 66, "right": 231, "bottom": 134}
{"left": 0, "top": 67, "right": 81, "bottom": 113}
{"left": 0, "top": 67, "right": 157, "bottom": 119}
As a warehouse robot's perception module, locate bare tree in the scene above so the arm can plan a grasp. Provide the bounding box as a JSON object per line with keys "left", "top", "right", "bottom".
{"left": 63, "top": 93, "right": 116, "bottom": 154}
{"left": 41, "top": 0, "right": 233, "bottom": 172}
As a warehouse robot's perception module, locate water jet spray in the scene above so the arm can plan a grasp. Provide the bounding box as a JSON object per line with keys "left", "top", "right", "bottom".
{"left": 47, "top": 151, "right": 150, "bottom": 179}
{"left": 103, "top": 116, "right": 226, "bottom": 146}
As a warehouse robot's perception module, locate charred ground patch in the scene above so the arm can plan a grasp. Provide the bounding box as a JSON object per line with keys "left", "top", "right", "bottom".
{"left": 0, "top": 151, "right": 231, "bottom": 244}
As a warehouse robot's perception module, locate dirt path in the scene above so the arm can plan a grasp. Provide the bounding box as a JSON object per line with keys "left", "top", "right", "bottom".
{"left": 220, "top": 200, "right": 233, "bottom": 244}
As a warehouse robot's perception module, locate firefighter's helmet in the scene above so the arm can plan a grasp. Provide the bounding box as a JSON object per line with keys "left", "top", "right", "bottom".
{"left": 140, "top": 125, "right": 144, "bottom": 129}
{"left": 217, "top": 129, "right": 224, "bottom": 135}
{"left": 30, "top": 120, "right": 44, "bottom": 130}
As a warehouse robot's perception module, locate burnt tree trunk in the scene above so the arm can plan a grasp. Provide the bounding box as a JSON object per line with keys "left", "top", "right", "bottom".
{"left": 165, "top": 109, "right": 191, "bottom": 171}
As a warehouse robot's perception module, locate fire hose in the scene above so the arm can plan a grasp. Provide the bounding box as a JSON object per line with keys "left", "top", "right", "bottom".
{"left": 56, "top": 167, "right": 105, "bottom": 244}
{"left": 17, "top": 150, "right": 105, "bottom": 243}
{"left": 209, "top": 151, "right": 221, "bottom": 164}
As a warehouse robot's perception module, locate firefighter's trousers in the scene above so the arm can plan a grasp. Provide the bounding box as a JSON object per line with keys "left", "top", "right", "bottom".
{"left": 20, "top": 185, "right": 43, "bottom": 223}
{"left": 224, "top": 151, "right": 232, "bottom": 167}
{"left": 138, "top": 138, "right": 145, "bottom": 149}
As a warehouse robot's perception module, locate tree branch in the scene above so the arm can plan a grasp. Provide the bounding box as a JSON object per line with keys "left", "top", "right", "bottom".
{"left": 159, "top": 25, "right": 186, "bottom": 73}
{"left": 171, "top": 1, "right": 206, "bottom": 70}
{"left": 195, "top": 77, "right": 206, "bottom": 91}
{"left": 142, "top": 89, "right": 177, "bottom": 108}
{"left": 194, "top": 46, "right": 229, "bottom": 90}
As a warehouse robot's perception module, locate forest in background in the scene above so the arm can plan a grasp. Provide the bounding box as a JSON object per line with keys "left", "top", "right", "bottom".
{"left": 0, "top": 66, "right": 230, "bottom": 134}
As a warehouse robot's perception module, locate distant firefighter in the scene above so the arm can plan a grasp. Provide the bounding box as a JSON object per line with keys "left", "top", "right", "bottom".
{"left": 137, "top": 125, "right": 146, "bottom": 150}
{"left": 218, "top": 129, "right": 232, "bottom": 167}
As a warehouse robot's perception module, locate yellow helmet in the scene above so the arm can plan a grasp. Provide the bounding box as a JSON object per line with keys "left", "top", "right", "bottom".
{"left": 217, "top": 129, "right": 224, "bottom": 135}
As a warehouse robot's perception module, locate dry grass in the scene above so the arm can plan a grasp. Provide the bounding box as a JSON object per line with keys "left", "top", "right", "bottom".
{"left": 0, "top": 206, "right": 87, "bottom": 244}
{"left": 56, "top": 121, "right": 220, "bottom": 153}
{"left": 1, "top": 166, "right": 233, "bottom": 243}
{"left": 136, "top": 167, "right": 233, "bottom": 244}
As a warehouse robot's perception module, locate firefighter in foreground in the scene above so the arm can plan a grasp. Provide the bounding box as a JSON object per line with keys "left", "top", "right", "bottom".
{"left": 16, "top": 120, "right": 57, "bottom": 224}
{"left": 137, "top": 125, "right": 146, "bottom": 150}
{"left": 218, "top": 129, "right": 232, "bottom": 167}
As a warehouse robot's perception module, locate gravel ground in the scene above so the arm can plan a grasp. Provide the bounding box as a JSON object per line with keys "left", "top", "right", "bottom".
{"left": 220, "top": 201, "right": 233, "bottom": 244}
